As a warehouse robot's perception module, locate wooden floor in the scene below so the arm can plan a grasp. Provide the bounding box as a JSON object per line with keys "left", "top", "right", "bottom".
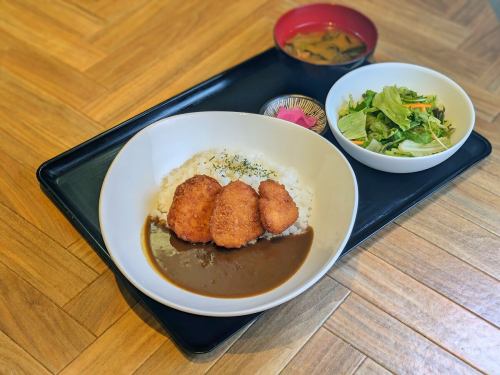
{"left": 1, "top": 0, "right": 499, "bottom": 373}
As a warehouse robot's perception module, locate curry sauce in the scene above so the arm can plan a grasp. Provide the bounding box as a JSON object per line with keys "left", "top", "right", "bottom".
{"left": 144, "top": 218, "right": 313, "bottom": 298}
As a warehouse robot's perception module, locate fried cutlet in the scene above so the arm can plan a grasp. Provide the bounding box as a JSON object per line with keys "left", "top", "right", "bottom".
{"left": 258, "top": 179, "right": 299, "bottom": 234}
{"left": 167, "top": 175, "right": 222, "bottom": 243}
{"left": 210, "top": 181, "right": 264, "bottom": 248}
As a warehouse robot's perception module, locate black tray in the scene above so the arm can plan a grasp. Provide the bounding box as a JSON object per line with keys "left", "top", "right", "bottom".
{"left": 37, "top": 48, "right": 491, "bottom": 354}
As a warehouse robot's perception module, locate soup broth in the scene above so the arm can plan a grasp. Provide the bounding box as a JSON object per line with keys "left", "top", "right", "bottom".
{"left": 284, "top": 27, "right": 367, "bottom": 65}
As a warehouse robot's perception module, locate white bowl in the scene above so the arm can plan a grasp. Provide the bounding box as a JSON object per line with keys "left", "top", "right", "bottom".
{"left": 325, "top": 62, "right": 475, "bottom": 173}
{"left": 99, "top": 112, "right": 358, "bottom": 316}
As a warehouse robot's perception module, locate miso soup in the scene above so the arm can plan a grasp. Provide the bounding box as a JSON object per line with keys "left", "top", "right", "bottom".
{"left": 284, "top": 27, "right": 367, "bottom": 65}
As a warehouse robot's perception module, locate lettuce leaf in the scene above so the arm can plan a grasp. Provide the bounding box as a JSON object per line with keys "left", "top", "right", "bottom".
{"left": 398, "top": 138, "right": 451, "bottom": 156}
{"left": 372, "top": 86, "right": 411, "bottom": 130}
{"left": 367, "top": 114, "right": 391, "bottom": 140}
{"left": 338, "top": 111, "right": 367, "bottom": 140}
{"left": 404, "top": 126, "right": 433, "bottom": 144}
{"left": 354, "top": 90, "right": 377, "bottom": 111}
{"left": 365, "top": 138, "right": 383, "bottom": 153}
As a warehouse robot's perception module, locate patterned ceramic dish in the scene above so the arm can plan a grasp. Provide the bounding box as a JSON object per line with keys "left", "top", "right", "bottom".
{"left": 259, "top": 94, "right": 327, "bottom": 134}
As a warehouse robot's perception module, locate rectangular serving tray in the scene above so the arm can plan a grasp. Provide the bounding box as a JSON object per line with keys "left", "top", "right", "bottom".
{"left": 37, "top": 48, "right": 491, "bottom": 354}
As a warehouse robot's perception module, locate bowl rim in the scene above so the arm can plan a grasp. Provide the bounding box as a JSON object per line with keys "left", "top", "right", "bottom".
{"left": 325, "top": 62, "right": 475, "bottom": 161}
{"left": 273, "top": 2, "right": 378, "bottom": 67}
{"left": 259, "top": 93, "right": 325, "bottom": 115}
{"left": 99, "top": 111, "right": 359, "bottom": 316}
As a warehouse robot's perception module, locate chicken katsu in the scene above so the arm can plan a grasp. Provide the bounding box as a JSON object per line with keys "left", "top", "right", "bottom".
{"left": 259, "top": 179, "right": 299, "bottom": 234}
{"left": 210, "top": 180, "right": 264, "bottom": 248}
{"left": 168, "top": 177, "right": 300, "bottom": 246}
{"left": 167, "top": 175, "right": 222, "bottom": 243}
{"left": 157, "top": 151, "right": 310, "bottom": 249}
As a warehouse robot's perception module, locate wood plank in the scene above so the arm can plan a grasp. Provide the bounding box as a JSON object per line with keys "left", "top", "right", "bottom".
{"left": 67, "top": 0, "right": 152, "bottom": 23}
{"left": 15, "top": 0, "right": 105, "bottom": 38}
{"left": 60, "top": 303, "right": 166, "bottom": 375}
{"left": 0, "top": 330, "right": 51, "bottom": 375}
{"left": 135, "top": 322, "right": 253, "bottom": 375}
{"left": 461, "top": 120, "right": 499, "bottom": 195}
{"left": 363, "top": 224, "right": 500, "bottom": 327}
{"left": 473, "top": 152, "right": 500, "bottom": 177}
{"left": 138, "top": 16, "right": 273, "bottom": 113}
{"left": 67, "top": 239, "right": 109, "bottom": 275}
{"left": 395, "top": 200, "right": 500, "bottom": 280}
{"left": 329, "top": 249, "right": 500, "bottom": 374}
{"left": 325, "top": 294, "right": 479, "bottom": 374}
{"left": 418, "top": 0, "right": 467, "bottom": 18}
{"left": 449, "top": 0, "right": 488, "bottom": 26}
{"left": 0, "top": 203, "right": 98, "bottom": 306}
{"left": 355, "top": 359, "right": 391, "bottom": 375}
{"left": 475, "top": 104, "right": 500, "bottom": 146}
{"left": 473, "top": 120, "right": 500, "bottom": 182}
{"left": 335, "top": 0, "right": 470, "bottom": 48}
{"left": 0, "top": 70, "right": 103, "bottom": 164}
{"left": 84, "top": 0, "right": 269, "bottom": 91}
{"left": 0, "top": 149, "right": 80, "bottom": 248}
{"left": 341, "top": 0, "right": 488, "bottom": 85}
{"left": 82, "top": 0, "right": 270, "bottom": 125}
{"left": 64, "top": 270, "right": 136, "bottom": 336}
{"left": 0, "top": 127, "right": 47, "bottom": 170}
{"left": 207, "top": 277, "right": 349, "bottom": 374}
{"left": 0, "top": 261, "right": 95, "bottom": 373}
{"left": 0, "top": 1, "right": 105, "bottom": 71}
{"left": 462, "top": 166, "right": 500, "bottom": 197}
{"left": 458, "top": 8, "right": 500, "bottom": 64}
{"left": 429, "top": 177, "right": 500, "bottom": 236}
{"left": 88, "top": 0, "right": 180, "bottom": 52}
{"left": 456, "top": 80, "right": 500, "bottom": 122}
{"left": 281, "top": 328, "right": 366, "bottom": 375}
{"left": 0, "top": 104, "right": 66, "bottom": 169}
{"left": 2, "top": 38, "right": 109, "bottom": 109}
{"left": 478, "top": 56, "right": 500, "bottom": 94}
{"left": 375, "top": 38, "right": 489, "bottom": 84}
{"left": 0, "top": 28, "right": 21, "bottom": 50}
{"left": 84, "top": 0, "right": 196, "bottom": 90}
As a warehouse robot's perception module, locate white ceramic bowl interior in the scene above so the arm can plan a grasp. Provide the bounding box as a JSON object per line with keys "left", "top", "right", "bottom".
{"left": 325, "top": 62, "right": 475, "bottom": 173}
{"left": 99, "top": 112, "right": 358, "bottom": 316}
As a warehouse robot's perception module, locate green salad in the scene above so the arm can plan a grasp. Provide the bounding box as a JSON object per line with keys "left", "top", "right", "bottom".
{"left": 338, "top": 86, "right": 454, "bottom": 157}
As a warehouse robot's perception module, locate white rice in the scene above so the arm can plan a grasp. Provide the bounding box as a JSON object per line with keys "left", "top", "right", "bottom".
{"left": 152, "top": 149, "right": 312, "bottom": 239}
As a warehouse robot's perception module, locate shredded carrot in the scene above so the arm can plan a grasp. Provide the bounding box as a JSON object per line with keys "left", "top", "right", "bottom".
{"left": 352, "top": 140, "right": 364, "bottom": 145}
{"left": 403, "top": 103, "right": 432, "bottom": 109}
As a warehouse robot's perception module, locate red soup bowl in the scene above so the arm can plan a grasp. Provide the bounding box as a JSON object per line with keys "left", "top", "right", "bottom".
{"left": 274, "top": 3, "right": 378, "bottom": 70}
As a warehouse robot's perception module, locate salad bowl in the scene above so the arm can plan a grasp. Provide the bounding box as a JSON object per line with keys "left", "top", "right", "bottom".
{"left": 325, "top": 63, "right": 475, "bottom": 173}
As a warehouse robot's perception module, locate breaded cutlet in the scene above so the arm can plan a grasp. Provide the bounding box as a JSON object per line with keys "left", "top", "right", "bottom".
{"left": 258, "top": 179, "right": 298, "bottom": 234}
{"left": 210, "top": 180, "right": 264, "bottom": 248}
{"left": 167, "top": 175, "right": 222, "bottom": 243}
